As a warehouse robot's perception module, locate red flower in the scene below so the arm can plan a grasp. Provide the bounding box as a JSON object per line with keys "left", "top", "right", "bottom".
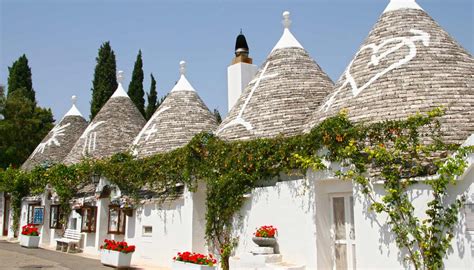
{"left": 254, "top": 225, "right": 277, "bottom": 238}
{"left": 21, "top": 224, "right": 39, "bottom": 236}
{"left": 173, "top": 251, "right": 217, "bottom": 266}
{"left": 100, "top": 239, "right": 136, "bottom": 253}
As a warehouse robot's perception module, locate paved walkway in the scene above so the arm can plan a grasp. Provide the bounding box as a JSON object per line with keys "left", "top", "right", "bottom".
{"left": 0, "top": 240, "right": 111, "bottom": 270}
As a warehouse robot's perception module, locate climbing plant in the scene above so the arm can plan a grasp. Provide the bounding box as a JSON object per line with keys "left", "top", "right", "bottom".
{"left": 0, "top": 108, "right": 471, "bottom": 270}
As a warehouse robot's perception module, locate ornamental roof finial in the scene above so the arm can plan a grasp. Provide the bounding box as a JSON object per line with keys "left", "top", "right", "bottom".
{"left": 282, "top": 11, "right": 292, "bottom": 29}
{"left": 179, "top": 61, "right": 186, "bottom": 75}
{"left": 117, "top": 70, "right": 124, "bottom": 83}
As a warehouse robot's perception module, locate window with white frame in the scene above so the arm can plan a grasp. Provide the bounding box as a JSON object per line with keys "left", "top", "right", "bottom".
{"left": 49, "top": 205, "right": 62, "bottom": 229}
{"left": 27, "top": 203, "right": 40, "bottom": 224}
{"left": 80, "top": 206, "right": 97, "bottom": 233}
{"left": 107, "top": 205, "right": 126, "bottom": 234}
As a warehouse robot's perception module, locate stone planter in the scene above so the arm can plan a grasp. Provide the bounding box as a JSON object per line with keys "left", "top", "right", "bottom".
{"left": 20, "top": 235, "right": 40, "bottom": 248}
{"left": 100, "top": 249, "right": 133, "bottom": 268}
{"left": 252, "top": 236, "right": 277, "bottom": 247}
{"left": 172, "top": 260, "right": 217, "bottom": 270}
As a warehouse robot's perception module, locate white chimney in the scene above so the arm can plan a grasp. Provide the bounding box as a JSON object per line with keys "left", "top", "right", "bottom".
{"left": 227, "top": 31, "right": 257, "bottom": 112}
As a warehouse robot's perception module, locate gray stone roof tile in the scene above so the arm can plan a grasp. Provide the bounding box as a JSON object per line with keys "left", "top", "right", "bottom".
{"left": 64, "top": 95, "right": 146, "bottom": 164}
{"left": 304, "top": 9, "right": 473, "bottom": 144}
{"left": 22, "top": 114, "right": 88, "bottom": 171}
{"left": 216, "top": 47, "right": 334, "bottom": 141}
{"left": 133, "top": 89, "right": 217, "bottom": 157}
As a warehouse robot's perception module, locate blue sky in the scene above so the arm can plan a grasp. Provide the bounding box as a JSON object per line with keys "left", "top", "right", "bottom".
{"left": 1, "top": 0, "right": 472, "bottom": 121}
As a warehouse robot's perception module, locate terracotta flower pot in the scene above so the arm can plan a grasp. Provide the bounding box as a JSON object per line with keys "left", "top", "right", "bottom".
{"left": 20, "top": 235, "right": 40, "bottom": 248}
{"left": 100, "top": 249, "right": 133, "bottom": 268}
{"left": 252, "top": 236, "right": 277, "bottom": 247}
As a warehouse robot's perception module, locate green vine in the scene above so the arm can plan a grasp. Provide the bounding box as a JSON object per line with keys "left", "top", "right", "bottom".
{"left": 0, "top": 108, "right": 471, "bottom": 270}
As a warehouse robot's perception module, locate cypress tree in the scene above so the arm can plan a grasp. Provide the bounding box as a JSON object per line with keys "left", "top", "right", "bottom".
{"left": 213, "top": 108, "right": 222, "bottom": 124}
{"left": 145, "top": 73, "right": 158, "bottom": 120}
{"left": 7, "top": 54, "right": 35, "bottom": 102}
{"left": 90, "top": 41, "right": 117, "bottom": 120}
{"left": 0, "top": 85, "right": 5, "bottom": 120}
{"left": 128, "top": 50, "right": 145, "bottom": 116}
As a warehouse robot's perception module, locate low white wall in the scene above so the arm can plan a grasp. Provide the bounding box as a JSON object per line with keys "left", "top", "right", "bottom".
{"left": 127, "top": 185, "right": 206, "bottom": 268}
{"left": 354, "top": 168, "right": 474, "bottom": 269}
{"left": 234, "top": 177, "right": 318, "bottom": 269}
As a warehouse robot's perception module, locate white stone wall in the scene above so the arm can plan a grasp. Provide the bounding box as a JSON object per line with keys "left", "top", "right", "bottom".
{"left": 233, "top": 177, "right": 318, "bottom": 269}
{"left": 126, "top": 186, "right": 204, "bottom": 268}
{"left": 353, "top": 165, "right": 474, "bottom": 270}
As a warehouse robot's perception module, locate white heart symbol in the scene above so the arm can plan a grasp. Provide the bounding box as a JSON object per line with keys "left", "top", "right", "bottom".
{"left": 321, "top": 29, "right": 430, "bottom": 112}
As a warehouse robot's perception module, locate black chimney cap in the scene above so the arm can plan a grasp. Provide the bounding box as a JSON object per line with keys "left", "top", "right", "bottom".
{"left": 235, "top": 30, "right": 249, "bottom": 54}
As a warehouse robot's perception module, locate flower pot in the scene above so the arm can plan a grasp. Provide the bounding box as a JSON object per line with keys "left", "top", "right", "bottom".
{"left": 100, "top": 249, "right": 133, "bottom": 268}
{"left": 172, "top": 260, "right": 217, "bottom": 270}
{"left": 122, "top": 207, "right": 133, "bottom": 217}
{"left": 252, "top": 236, "right": 277, "bottom": 247}
{"left": 20, "top": 235, "right": 40, "bottom": 248}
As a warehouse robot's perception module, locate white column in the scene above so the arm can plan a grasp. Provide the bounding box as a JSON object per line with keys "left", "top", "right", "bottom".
{"left": 227, "top": 62, "right": 257, "bottom": 112}
{"left": 95, "top": 197, "right": 110, "bottom": 252}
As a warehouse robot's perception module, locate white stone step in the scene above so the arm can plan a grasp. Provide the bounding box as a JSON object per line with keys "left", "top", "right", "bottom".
{"left": 230, "top": 254, "right": 283, "bottom": 268}
{"left": 230, "top": 254, "right": 305, "bottom": 270}
{"left": 267, "top": 261, "right": 306, "bottom": 270}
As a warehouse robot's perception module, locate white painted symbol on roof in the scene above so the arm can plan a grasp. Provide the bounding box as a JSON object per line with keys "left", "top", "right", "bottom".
{"left": 144, "top": 124, "right": 158, "bottom": 141}
{"left": 216, "top": 61, "right": 278, "bottom": 134}
{"left": 32, "top": 123, "right": 71, "bottom": 157}
{"left": 131, "top": 106, "right": 171, "bottom": 155}
{"left": 81, "top": 121, "right": 105, "bottom": 155}
{"left": 321, "top": 29, "right": 430, "bottom": 112}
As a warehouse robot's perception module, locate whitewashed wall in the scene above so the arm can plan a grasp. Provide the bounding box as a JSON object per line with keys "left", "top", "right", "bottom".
{"left": 233, "top": 176, "right": 318, "bottom": 269}
{"left": 353, "top": 165, "right": 474, "bottom": 270}
{"left": 126, "top": 184, "right": 207, "bottom": 269}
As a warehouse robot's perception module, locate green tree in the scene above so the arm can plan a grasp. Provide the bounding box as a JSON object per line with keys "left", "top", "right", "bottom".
{"left": 0, "top": 88, "right": 54, "bottom": 169}
{"left": 7, "top": 55, "right": 35, "bottom": 102}
{"left": 145, "top": 73, "right": 157, "bottom": 120}
{"left": 0, "top": 85, "right": 5, "bottom": 117}
{"left": 128, "top": 50, "right": 145, "bottom": 116}
{"left": 213, "top": 108, "right": 222, "bottom": 124}
{"left": 157, "top": 95, "right": 167, "bottom": 109}
{"left": 90, "top": 41, "right": 117, "bottom": 120}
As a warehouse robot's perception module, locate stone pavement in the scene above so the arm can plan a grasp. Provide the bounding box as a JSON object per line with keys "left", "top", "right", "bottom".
{"left": 0, "top": 240, "right": 138, "bottom": 270}
{"left": 0, "top": 240, "right": 110, "bottom": 270}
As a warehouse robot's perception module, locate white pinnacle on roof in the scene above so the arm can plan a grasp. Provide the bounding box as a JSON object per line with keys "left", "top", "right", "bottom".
{"left": 384, "top": 0, "right": 423, "bottom": 13}
{"left": 271, "top": 11, "right": 303, "bottom": 52}
{"left": 111, "top": 70, "right": 130, "bottom": 98}
{"left": 170, "top": 61, "right": 196, "bottom": 92}
{"left": 64, "top": 95, "right": 84, "bottom": 117}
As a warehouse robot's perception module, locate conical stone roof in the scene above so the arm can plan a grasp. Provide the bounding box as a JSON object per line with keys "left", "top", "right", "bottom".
{"left": 305, "top": 0, "right": 474, "bottom": 143}
{"left": 64, "top": 72, "right": 146, "bottom": 164}
{"left": 132, "top": 61, "right": 217, "bottom": 157}
{"left": 216, "top": 11, "right": 334, "bottom": 141}
{"left": 21, "top": 96, "right": 88, "bottom": 171}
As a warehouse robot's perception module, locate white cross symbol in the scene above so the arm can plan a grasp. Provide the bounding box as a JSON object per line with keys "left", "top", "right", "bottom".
{"left": 131, "top": 106, "right": 171, "bottom": 156}
{"left": 144, "top": 124, "right": 158, "bottom": 141}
